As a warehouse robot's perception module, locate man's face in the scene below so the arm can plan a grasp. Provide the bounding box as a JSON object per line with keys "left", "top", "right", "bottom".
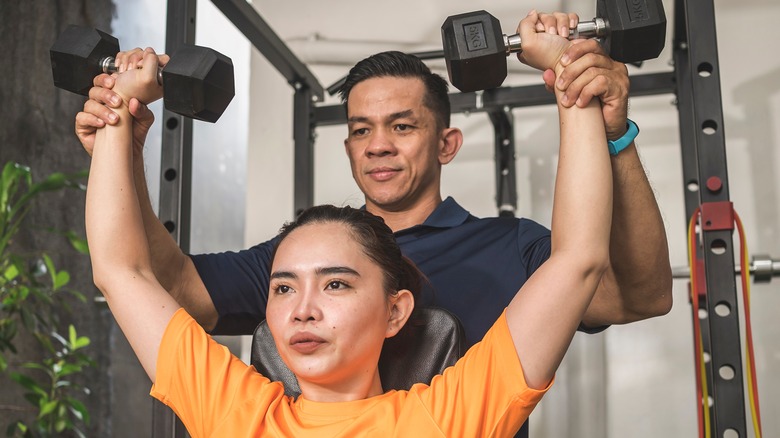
{"left": 344, "top": 76, "right": 444, "bottom": 213}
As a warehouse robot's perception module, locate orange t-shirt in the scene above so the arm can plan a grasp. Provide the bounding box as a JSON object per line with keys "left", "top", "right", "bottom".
{"left": 151, "top": 308, "right": 550, "bottom": 437}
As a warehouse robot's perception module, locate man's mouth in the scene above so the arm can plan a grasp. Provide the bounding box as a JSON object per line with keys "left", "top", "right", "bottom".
{"left": 367, "top": 167, "right": 400, "bottom": 181}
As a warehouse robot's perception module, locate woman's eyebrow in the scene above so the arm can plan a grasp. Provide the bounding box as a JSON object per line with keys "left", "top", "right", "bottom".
{"left": 270, "top": 271, "right": 297, "bottom": 280}
{"left": 316, "top": 266, "right": 360, "bottom": 277}
{"left": 271, "top": 266, "right": 360, "bottom": 279}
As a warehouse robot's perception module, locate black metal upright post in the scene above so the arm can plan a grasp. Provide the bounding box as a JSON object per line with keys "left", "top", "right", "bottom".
{"left": 675, "top": 0, "right": 747, "bottom": 435}
{"left": 672, "top": 0, "right": 715, "bottom": 433}
{"left": 293, "top": 85, "right": 316, "bottom": 215}
{"left": 487, "top": 108, "right": 517, "bottom": 217}
{"left": 153, "top": 0, "right": 196, "bottom": 436}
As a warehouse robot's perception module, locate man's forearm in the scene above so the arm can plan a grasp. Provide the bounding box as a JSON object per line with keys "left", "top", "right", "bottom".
{"left": 132, "top": 155, "right": 187, "bottom": 291}
{"left": 585, "top": 142, "right": 673, "bottom": 326}
{"left": 131, "top": 154, "right": 219, "bottom": 330}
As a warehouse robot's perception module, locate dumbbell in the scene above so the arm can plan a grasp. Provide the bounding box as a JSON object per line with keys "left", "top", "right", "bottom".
{"left": 441, "top": 0, "right": 666, "bottom": 92}
{"left": 50, "top": 25, "right": 235, "bottom": 123}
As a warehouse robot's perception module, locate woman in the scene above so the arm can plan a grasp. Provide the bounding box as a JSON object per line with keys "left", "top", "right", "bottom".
{"left": 86, "top": 11, "right": 611, "bottom": 436}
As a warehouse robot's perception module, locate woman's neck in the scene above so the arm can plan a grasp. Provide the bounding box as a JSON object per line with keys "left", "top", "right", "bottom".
{"left": 297, "top": 369, "right": 385, "bottom": 402}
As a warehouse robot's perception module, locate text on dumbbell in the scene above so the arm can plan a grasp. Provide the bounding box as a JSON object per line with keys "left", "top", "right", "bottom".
{"left": 465, "top": 22, "right": 487, "bottom": 51}
{"left": 626, "top": 0, "right": 649, "bottom": 22}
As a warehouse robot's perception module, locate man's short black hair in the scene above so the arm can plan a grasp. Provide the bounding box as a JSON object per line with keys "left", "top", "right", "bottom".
{"left": 339, "top": 51, "right": 451, "bottom": 129}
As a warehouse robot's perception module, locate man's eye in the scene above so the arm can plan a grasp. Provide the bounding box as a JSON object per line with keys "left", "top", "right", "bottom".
{"left": 352, "top": 128, "right": 368, "bottom": 136}
{"left": 395, "top": 124, "right": 412, "bottom": 132}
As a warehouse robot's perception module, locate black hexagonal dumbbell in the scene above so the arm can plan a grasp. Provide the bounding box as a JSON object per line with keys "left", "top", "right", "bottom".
{"left": 441, "top": 0, "right": 666, "bottom": 92}
{"left": 50, "top": 25, "right": 235, "bottom": 123}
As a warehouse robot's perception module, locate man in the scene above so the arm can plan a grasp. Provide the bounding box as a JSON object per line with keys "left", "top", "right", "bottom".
{"left": 76, "top": 11, "right": 672, "bottom": 435}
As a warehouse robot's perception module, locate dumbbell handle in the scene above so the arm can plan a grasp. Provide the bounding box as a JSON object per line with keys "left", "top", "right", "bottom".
{"left": 98, "top": 56, "right": 164, "bottom": 85}
{"left": 503, "top": 17, "right": 608, "bottom": 55}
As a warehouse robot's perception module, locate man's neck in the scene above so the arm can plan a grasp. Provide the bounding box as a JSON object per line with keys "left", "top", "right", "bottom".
{"left": 367, "top": 196, "right": 442, "bottom": 232}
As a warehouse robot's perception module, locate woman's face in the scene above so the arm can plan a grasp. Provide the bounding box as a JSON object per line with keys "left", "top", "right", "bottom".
{"left": 266, "top": 222, "right": 403, "bottom": 400}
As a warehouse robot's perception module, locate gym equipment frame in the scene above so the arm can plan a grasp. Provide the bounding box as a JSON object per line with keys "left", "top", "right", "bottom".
{"left": 154, "top": 0, "right": 748, "bottom": 436}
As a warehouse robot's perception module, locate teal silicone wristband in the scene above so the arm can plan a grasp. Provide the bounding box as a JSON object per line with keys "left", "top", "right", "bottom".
{"left": 608, "top": 119, "right": 639, "bottom": 156}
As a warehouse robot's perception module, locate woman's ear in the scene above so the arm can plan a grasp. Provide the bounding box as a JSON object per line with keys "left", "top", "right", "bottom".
{"left": 386, "top": 289, "right": 414, "bottom": 338}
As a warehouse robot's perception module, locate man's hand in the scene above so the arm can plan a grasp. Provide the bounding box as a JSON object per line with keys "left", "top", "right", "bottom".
{"left": 542, "top": 39, "right": 630, "bottom": 140}
{"left": 75, "top": 84, "right": 156, "bottom": 157}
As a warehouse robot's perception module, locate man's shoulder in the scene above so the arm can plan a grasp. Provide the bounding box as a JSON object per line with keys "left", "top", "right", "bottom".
{"left": 424, "top": 197, "right": 546, "bottom": 230}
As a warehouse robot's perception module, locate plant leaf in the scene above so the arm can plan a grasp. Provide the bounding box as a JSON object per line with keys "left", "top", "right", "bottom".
{"left": 67, "top": 397, "right": 90, "bottom": 425}
{"left": 38, "top": 400, "right": 58, "bottom": 418}
{"left": 64, "top": 231, "right": 89, "bottom": 255}
{"left": 73, "top": 336, "right": 90, "bottom": 350}
{"left": 3, "top": 264, "right": 19, "bottom": 281}
{"left": 9, "top": 372, "right": 47, "bottom": 396}
{"left": 68, "top": 325, "right": 77, "bottom": 348}
{"left": 53, "top": 271, "right": 70, "bottom": 290}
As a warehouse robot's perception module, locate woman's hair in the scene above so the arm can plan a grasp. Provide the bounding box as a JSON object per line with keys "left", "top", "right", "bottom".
{"left": 338, "top": 51, "right": 451, "bottom": 131}
{"left": 273, "top": 205, "right": 423, "bottom": 304}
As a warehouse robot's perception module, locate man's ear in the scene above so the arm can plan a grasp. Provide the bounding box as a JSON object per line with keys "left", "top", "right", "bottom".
{"left": 438, "top": 127, "right": 463, "bottom": 165}
{"left": 386, "top": 289, "right": 415, "bottom": 338}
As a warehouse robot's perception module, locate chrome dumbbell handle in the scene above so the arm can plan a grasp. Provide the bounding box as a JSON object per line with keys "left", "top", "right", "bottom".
{"left": 99, "top": 56, "right": 163, "bottom": 85}
{"left": 503, "top": 18, "right": 609, "bottom": 55}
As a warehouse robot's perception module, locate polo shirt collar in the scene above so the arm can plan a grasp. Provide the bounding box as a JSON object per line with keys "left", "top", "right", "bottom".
{"left": 420, "top": 196, "right": 471, "bottom": 228}
{"left": 360, "top": 197, "right": 471, "bottom": 232}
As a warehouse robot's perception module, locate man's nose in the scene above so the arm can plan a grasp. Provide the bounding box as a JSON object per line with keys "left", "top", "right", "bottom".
{"left": 365, "top": 128, "right": 397, "bottom": 157}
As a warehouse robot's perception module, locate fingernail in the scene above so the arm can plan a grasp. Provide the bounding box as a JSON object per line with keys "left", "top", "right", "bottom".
{"left": 111, "top": 96, "right": 121, "bottom": 106}
{"left": 561, "top": 95, "right": 569, "bottom": 104}
{"left": 560, "top": 54, "right": 570, "bottom": 65}
{"left": 547, "top": 26, "right": 556, "bottom": 34}
{"left": 556, "top": 77, "right": 565, "bottom": 89}
{"left": 561, "top": 26, "right": 568, "bottom": 36}
{"left": 570, "top": 19, "right": 577, "bottom": 29}
{"left": 109, "top": 113, "right": 118, "bottom": 122}
{"left": 528, "top": 9, "right": 536, "bottom": 16}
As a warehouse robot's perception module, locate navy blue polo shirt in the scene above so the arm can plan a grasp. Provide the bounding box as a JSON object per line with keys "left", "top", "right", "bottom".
{"left": 192, "top": 197, "right": 551, "bottom": 345}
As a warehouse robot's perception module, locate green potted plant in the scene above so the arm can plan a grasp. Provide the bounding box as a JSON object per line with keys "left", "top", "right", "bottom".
{"left": 0, "top": 162, "right": 93, "bottom": 437}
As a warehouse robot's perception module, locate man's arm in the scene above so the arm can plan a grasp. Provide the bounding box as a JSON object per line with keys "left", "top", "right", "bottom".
{"left": 543, "top": 33, "right": 673, "bottom": 326}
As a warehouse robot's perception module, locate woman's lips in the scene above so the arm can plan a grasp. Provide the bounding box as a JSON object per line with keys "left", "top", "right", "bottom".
{"left": 289, "top": 333, "right": 326, "bottom": 354}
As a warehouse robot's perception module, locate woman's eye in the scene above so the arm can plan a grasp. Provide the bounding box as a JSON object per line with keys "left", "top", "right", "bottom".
{"left": 274, "top": 284, "right": 292, "bottom": 294}
{"left": 326, "top": 281, "right": 345, "bottom": 290}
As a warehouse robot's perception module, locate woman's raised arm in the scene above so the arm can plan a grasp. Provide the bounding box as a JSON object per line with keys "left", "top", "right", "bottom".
{"left": 506, "top": 11, "right": 613, "bottom": 390}
{"left": 86, "top": 51, "right": 179, "bottom": 382}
